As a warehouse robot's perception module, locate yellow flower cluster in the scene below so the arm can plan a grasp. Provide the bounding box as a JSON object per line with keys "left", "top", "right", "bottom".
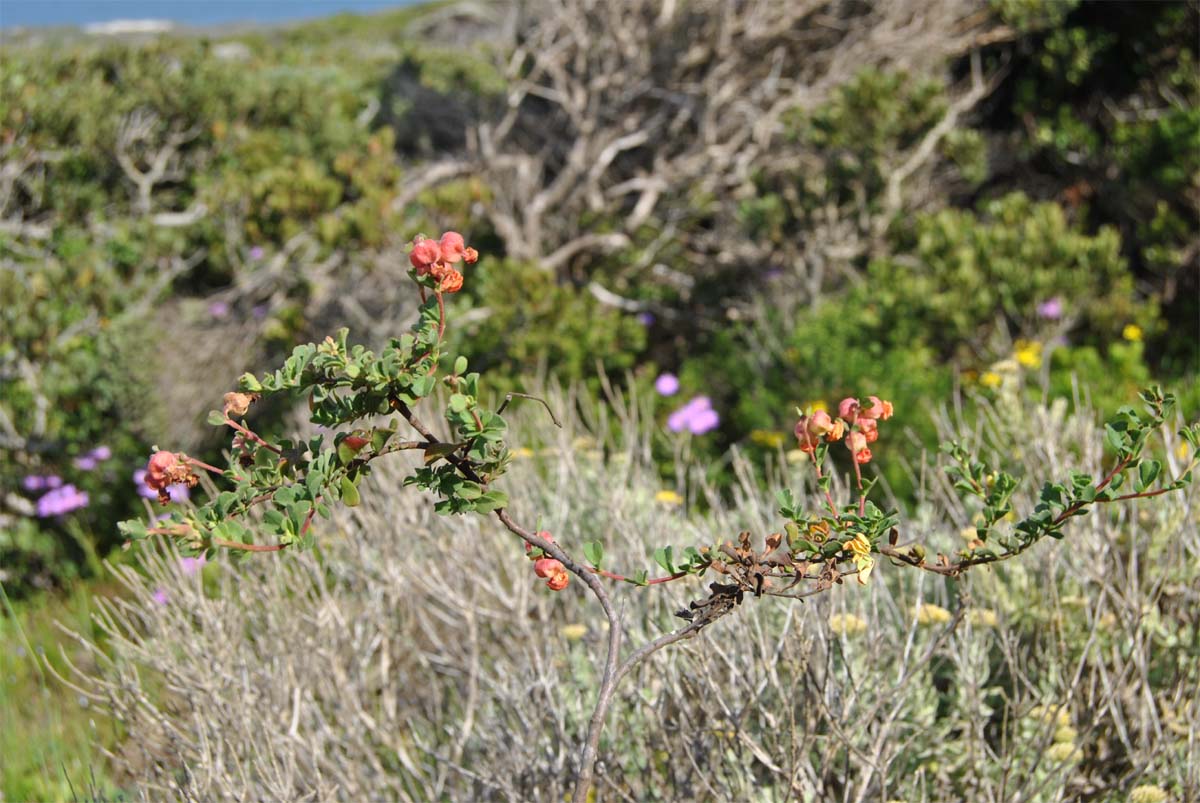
{"left": 915, "top": 603, "right": 952, "bottom": 626}
{"left": 1123, "top": 323, "right": 1143, "bottom": 342}
{"left": 844, "top": 534, "right": 874, "bottom": 585}
{"left": 828, "top": 612, "right": 868, "bottom": 637}
{"left": 654, "top": 489, "right": 683, "bottom": 506}
{"left": 750, "top": 429, "right": 786, "bottom": 448}
{"left": 1129, "top": 784, "right": 1169, "bottom": 803}
{"left": 1014, "top": 339, "right": 1043, "bottom": 368}
{"left": 967, "top": 609, "right": 999, "bottom": 627}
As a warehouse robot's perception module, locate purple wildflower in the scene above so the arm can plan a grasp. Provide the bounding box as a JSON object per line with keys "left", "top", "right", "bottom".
{"left": 252, "top": 304, "right": 269, "bottom": 320}
{"left": 637, "top": 311, "right": 656, "bottom": 326}
{"left": 179, "top": 555, "right": 207, "bottom": 576}
{"left": 45, "top": 475, "right": 63, "bottom": 489}
{"left": 22, "top": 475, "right": 45, "bottom": 492}
{"left": 249, "top": 246, "right": 265, "bottom": 260}
{"left": 73, "top": 455, "right": 98, "bottom": 471}
{"left": 36, "top": 484, "right": 89, "bottom": 517}
{"left": 655, "top": 373, "right": 680, "bottom": 396}
{"left": 89, "top": 446, "right": 112, "bottom": 461}
{"left": 209, "top": 301, "right": 231, "bottom": 319}
{"left": 667, "top": 396, "right": 720, "bottom": 435}
{"left": 151, "top": 588, "right": 169, "bottom": 606}
{"left": 1037, "top": 297, "right": 1063, "bottom": 320}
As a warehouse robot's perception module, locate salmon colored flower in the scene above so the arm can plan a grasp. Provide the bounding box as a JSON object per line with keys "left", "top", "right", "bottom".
{"left": 438, "top": 267, "right": 464, "bottom": 293}
{"left": 827, "top": 419, "right": 846, "bottom": 441}
{"left": 838, "top": 397, "right": 859, "bottom": 420}
{"left": 858, "top": 417, "right": 878, "bottom": 443}
{"left": 409, "top": 238, "right": 441, "bottom": 272}
{"left": 438, "top": 231, "right": 466, "bottom": 263}
{"left": 794, "top": 417, "right": 818, "bottom": 453}
{"left": 463, "top": 247, "right": 479, "bottom": 264}
{"left": 222, "top": 391, "right": 258, "bottom": 418}
{"left": 807, "top": 409, "right": 835, "bottom": 437}
{"left": 534, "top": 557, "right": 569, "bottom": 591}
{"left": 861, "top": 396, "right": 893, "bottom": 420}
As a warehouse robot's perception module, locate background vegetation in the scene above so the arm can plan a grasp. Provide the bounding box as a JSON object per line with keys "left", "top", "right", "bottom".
{"left": 0, "top": 0, "right": 1196, "bottom": 799}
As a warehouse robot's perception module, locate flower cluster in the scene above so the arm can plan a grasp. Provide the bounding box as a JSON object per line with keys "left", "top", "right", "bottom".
{"left": 142, "top": 451, "right": 199, "bottom": 504}
{"left": 667, "top": 395, "right": 719, "bottom": 435}
{"left": 794, "top": 395, "right": 892, "bottom": 464}
{"left": 408, "top": 231, "right": 478, "bottom": 294}
{"left": 35, "top": 483, "right": 89, "bottom": 517}
{"left": 73, "top": 445, "right": 112, "bottom": 471}
{"left": 526, "top": 530, "right": 569, "bottom": 591}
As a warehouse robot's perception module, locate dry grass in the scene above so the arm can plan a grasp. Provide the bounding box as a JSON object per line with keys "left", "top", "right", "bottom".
{"left": 57, "top": 385, "right": 1198, "bottom": 802}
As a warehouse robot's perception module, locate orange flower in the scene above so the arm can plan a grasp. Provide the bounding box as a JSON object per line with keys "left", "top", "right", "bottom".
{"left": 858, "top": 417, "right": 878, "bottom": 443}
{"left": 438, "top": 268, "right": 464, "bottom": 294}
{"left": 534, "top": 557, "right": 570, "bottom": 591}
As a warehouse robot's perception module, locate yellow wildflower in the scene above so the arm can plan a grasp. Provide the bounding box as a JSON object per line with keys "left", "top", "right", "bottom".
{"left": 1014, "top": 339, "right": 1043, "bottom": 368}
{"left": 805, "top": 400, "right": 829, "bottom": 413}
{"left": 654, "top": 489, "right": 683, "bottom": 506}
{"left": 1045, "top": 742, "right": 1081, "bottom": 763}
{"left": 916, "top": 603, "right": 952, "bottom": 626}
{"left": 512, "top": 447, "right": 535, "bottom": 459}
{"left": 1054, "top": 726, "right": 1078, "bottom": 744}
{"left": 967, "top": 609, "right": 999, "bottom": 628}
{"left": 1029, "top": 705, "right": 1072, "bottom": 728}
{"left": 750, "top": 429, "right": 786, "bottom": 449}
{"left": 1123, "top": 324, "right": 1143, "bottom": 342}
{"left": 980, "top": 371, "right": 1003, "bottom": 388}
{"left": 828, "top": 612, "right": 868, "bottom": 636}
{"left": 1128, "top": 782, "right": 1166, "bottom": 801}
{"left": 1176, "top": 441, "right": 1189, "bottom": 460}
{"left": 844, "top": 534, "right": 875, "bottom": 584}
{"left": 1129, "top": 786, "right": 1169, "bottom": 803}
{"left": 559, "top": 624, "right": 588, "bottom": 641}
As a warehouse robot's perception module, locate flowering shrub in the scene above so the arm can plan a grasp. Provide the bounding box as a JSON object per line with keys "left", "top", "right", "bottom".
{"left": 117, "top": 231, "right": 1198, "bottom": 802}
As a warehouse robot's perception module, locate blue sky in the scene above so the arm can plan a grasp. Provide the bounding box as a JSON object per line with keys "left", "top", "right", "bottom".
{"left": 0, "top": 1, "right": 415, "bottom": 28}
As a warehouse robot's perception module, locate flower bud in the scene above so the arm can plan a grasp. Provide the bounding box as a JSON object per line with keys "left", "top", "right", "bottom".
{"left": 847, "top": 431, "right": 868, "bottom": 454}
{"left": 858, "top": 417, "right": 878, "bottom": 443}
{"left": 546, "top": 572, "right": 569, "bottom": 591}
{"left": 438, "top": 231, "right": 466, "bottom": 264}
{"left": 861, "top": 395, "right": 893, "bottom": 420}
{"left": 222, "top": 391, "right": 257, "bottom": 418}
{"left": 463, "top": 247, "right": 479, "bottom": 264}
{"left": 409, "top": 238, "right": 441, "bottom": 271}
{"left": 827, "top": 419, "right": 846, "bottom": 441}
{"left": 838, "top": 397, "right": 860, "bottom": 420}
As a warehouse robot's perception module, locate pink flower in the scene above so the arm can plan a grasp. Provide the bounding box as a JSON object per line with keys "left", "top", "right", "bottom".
{"left": 179, "top": 555, "right": 207, "bottom": 576}
{"left": 1037, "top": 297, "right": 1063, "bottom": 320}
{"left": 534, "top": 557, "right": 569, "bottom": 591}
{"left": 438, "top": 231, "right": 466, "bottom": 264}
{"left": 838, "top": 398, "right": 860, "bottom": 420}
{"left": 409, "top": 238, "right": 441, "bottom": 272}
{"left": 151, "top": 588, "right": 169, "bottom": 606}
{"left": 858, "top": 417, "right": 879, "bottom": 443}
{"left": 667, "top": 396, "right": 719, "bottom": 435}
{"left": 655, "top": 373, "right": 680, "bottom": 396}
{"left": 847, "top": 431, "right": 868, "bottom": 454}
{"left": 806, "top": 409, "right": 835, "bottom": 437}
{"left": 860, "top": 396, "right": 893, "bottom": 420}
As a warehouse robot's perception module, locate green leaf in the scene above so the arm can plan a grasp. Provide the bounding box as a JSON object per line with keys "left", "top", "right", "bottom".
{"left": 583, "top": 541, "right": 604, "bottom": 568}
{"left": 238, "top": 372, "right": 263, "bottom": 392}
{"left": 423, "top": 442, "right": 462, "bottom": 465}
{"left": 454, "top": 355, "right": 468, "bottom": 375}
{"left": 1136, "top": 460, "right": 1161, "bottom": 493}
{"left": 207, "top": 409, "right": 227, "bottom": 426}
{"left": 340, "top": 475, "right": 360, "bottom": 507}
{"left": 474, "top": 490, "right": 508, "bottom": 513}
{"left": 449, "top": 393, "right": 469, "bottom": 413}
{"left": 654, "top": 546, "right": 675, "bottom": 574}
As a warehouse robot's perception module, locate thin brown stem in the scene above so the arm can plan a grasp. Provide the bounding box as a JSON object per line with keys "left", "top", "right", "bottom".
{"left": 224, "top": 416, "right": 282, "bottom": 455}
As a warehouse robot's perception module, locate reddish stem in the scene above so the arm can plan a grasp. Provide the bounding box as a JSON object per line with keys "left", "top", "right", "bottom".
{"left": 436, "top": 290, "right": 446, "bottom": 340}
{"left": 185, "top": 457, "right": 225, "bottom": 476}
{"left": 810, "top": 457, "right": 841, "bottom": 520}
{"left": 589, "top": 567, "right": 689, "bottom": 586}
{"left": 225, "top": 416, "right": 282, "bottom": 455}
{"left": 212, "top": 538, "right": 286, "bottom": 552}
